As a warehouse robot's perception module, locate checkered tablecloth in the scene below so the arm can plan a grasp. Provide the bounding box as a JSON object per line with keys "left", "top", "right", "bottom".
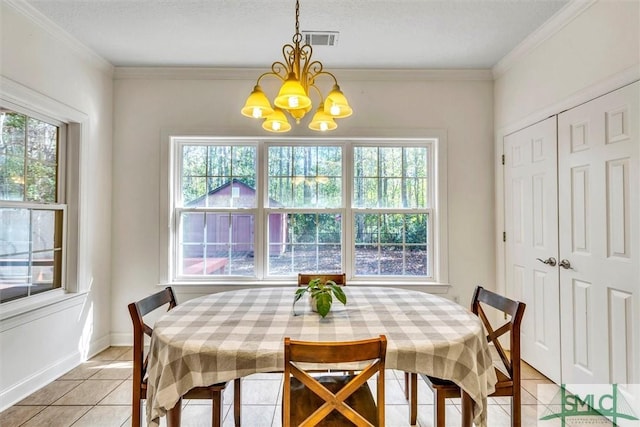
{"left": 146, "top": 286, "right": 497, "bottom": 426}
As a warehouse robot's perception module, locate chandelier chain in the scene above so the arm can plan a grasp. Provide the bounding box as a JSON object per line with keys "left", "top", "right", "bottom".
{"left": 295, "top": 0, "right": 300, "bottom": 35}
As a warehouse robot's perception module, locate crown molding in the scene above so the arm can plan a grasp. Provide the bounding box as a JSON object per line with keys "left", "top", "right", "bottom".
{"left": 114, "top": 67, "right": 493, "bottom": 81}
{"left": 4, "top": 0, "right": 114, "bottom": 75}
{"left": 492, "top": 0, "right": 598, "bottom": 78}
{"left": 496, "top": 66, "right": 639, "bottom": 137}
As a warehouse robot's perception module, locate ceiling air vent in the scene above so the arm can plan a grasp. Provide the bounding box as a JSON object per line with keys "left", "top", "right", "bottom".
{"left": 301, "top": 31, "right": 339, "bottom": 46}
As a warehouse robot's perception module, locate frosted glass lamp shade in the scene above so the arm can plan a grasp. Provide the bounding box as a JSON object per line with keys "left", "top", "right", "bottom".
{"left": 262, "top": 108, "right": 292, "bottom": 133}
{"left": 241, "top": 85, "right": 274, "bottom": 119}
{"left": 308, "top": 105, "right": 338, "bottom": 131}
{"left": 324, "top": 84, "right": 353, "bottom": 118}
{"left": 274, "top": 73, "right": 312, "bottom": 111}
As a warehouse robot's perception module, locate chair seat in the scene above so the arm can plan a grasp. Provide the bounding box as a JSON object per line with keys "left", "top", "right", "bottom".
{"left": 290, "top": 375, "right": 378, "bottom": 426}
{"left": 424, "top": 375, "right": 455, "bottom": 388}
{"left": 183, "top": 384, "right": 228, "bottom": 399}
{"left": 424, "top": 366, "right": 512, "bottom": 392}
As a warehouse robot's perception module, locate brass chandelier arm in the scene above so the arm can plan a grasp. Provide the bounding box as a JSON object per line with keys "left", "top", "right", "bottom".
{"left": 282, "top": 42, "right": 298, "bottom": 75}
{"left": 255, "top": 68, "right": 287, "bottom": 87}
{"left": 307, "top": 83, "right": 323, "bottom": 104}
{"left": 307, "top": 68, "right": 339, "bottom": 87}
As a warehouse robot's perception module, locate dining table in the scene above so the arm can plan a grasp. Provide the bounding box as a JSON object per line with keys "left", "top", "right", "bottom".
{"left": 146, "top": 286, "right": 497, "bottom": 427}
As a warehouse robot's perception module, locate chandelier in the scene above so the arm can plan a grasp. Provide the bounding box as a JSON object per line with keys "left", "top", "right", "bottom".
{"left": 241, "top": 0, "right": 352, "bottom": 133}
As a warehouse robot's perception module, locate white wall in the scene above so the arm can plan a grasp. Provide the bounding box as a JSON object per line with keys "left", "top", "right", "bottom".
{"left": 0, "top": 2, "right": 113, "bottom": 409}
{"left": 495, "top": 0, "right": 640, "bottom": 130}
{"left": 493, "top": 0, "right": 640, "bottom": 296}
{"left": 110, "top": 69, "right": 495, "bottom": 341}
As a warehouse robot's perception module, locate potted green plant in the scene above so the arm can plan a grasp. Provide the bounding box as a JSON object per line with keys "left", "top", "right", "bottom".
{"left": 293, "top": 278, "right": 347, "bottom": 318}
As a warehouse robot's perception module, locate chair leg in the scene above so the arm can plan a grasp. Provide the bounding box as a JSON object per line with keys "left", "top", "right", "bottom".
{"left": 167, "top": 397, "right": 183, "bottom": 427}
{"left": 512, "top": 389, "right": 522, "bottom": 427}
{"left": 211, "top": 388, "right": 224, "bottom": 427}
{"left": 460, "top": 391, "right": 473, "bottom": 427}
{"left": 433, "top": 389, "right": 446, "bottom": 427}
{"left": 234, "top": 378, "right": 241, "bottom": 426}
{"left": 404, "top": 372, "right": 410, "bottom": 400}
{"left": 131, "top": 389, "right": 142, "bottom": 427}
{"left": 409, "top": 373, "right": 417, "bottom": 425}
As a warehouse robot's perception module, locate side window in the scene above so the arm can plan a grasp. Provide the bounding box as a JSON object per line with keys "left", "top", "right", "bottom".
{"left": 0, "top": 108, "right": 66, "bottom": 303}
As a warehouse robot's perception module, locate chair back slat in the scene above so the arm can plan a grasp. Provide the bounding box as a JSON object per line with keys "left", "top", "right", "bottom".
{"left": 471, "top": 286, "right": 526, "bottom": 382}
{"left": 297, "top": 273, "right": 347, "bottom": 286}
{"left": 473, "top": 285, "right": 522, "bottom": 319}
{"left": 283, "top": 335, "right": 387, "bottom": 427}
{"left": 127, "top": 287, "right": 178, "bottom": 383}
{"left": 288, "top": 337, "right": 384, "bottom": 363}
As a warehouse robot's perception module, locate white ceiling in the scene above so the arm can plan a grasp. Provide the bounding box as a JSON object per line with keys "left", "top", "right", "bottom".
{"left": 25, "top": 0, "right": 570, "bottom": 69}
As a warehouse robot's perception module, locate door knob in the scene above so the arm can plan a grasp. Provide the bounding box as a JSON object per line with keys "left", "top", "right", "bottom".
{"left": 559, "top": 259, "right": 572, "bottom": 269}
{"left": 536, "top": 257, "right": 557, "bottom": 267}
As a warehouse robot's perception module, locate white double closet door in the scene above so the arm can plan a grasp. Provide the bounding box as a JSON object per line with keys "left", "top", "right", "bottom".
{"left": 504, "top": 82, "right": 639, "bottom": 401}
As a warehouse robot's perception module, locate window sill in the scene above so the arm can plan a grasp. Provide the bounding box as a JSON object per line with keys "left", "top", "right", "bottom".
{"left": 0, "top": 290, "right": 88, "bottom": 329}
{"left": 161, "top": 280, "right": 451, "bottom": 295}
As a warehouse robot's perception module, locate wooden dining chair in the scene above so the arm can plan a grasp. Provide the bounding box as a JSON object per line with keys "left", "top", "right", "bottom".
{"left": 297, "top": 272, "right": 347, "bottom": 286}
{"left": 283, "top": 335, "right": 387, "bottom": 427}
{"left": 406, "top": 286, "right": 526, "bottom": 427}
{"left": 128, "top": 287, "right": 241, "bottom": 427}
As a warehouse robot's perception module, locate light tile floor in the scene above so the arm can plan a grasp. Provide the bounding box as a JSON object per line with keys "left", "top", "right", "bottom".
{"left": 1, "top": 346, "right": 555, "bottom": 427}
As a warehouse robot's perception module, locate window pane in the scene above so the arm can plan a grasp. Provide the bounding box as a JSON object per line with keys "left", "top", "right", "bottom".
{"left": 292, "top": 146, "right": 316, "bottom": 176}
{"left": 354, "top": 213, "right": 378, "bottom": 244}
{"left": 353, "top": 146, "right": 429, "bottom": 208}
{"left": 182, "top": 145, "right": 207, "bottom": 176}
{"left": 0, "top": 208, "right": 63, "bottom": 303}
{"left": 380, "top": 177, "right": 402, "bottom": 207}
{"left": 380, "top": 213, "right": 403, "bottom": 244}
{"left": 1, "top": 111, "right": 59, "bottom": 203}
{"left": 268, "top": 145, "right": 342, "bottom": 208}
{"left": 178, "top": 212, "right": 255, "bottom": 276}
{"left": 406, "top": 214, "right": 428, "bottom": 244}
{"left": 26, "top": 160, "right": 57, "bottom": 202}
{"left": 353, "top": 213, "right": 429, "bottom": 277}
{"left": 268, "top": 146, "right": 291, "bottom": 176}
{"left": 354, "top": 244, "right": 378, "bottom": 275}
{"left": 181, "top": 144, "right": 256, "bottom": 208}
{"left": 182, "top": 176, "right": 207, "bottom": 205}
{"left": 0, "top": 111, "right": 26, "bottom": 201}
{"left": 26, "top": 117, "right": 58, "bottom": 203}
{"left": 31, "top": 210, "right": 57, "bottom": 251}
{"left": 267, "top": 213, "right": 342, "bottom": 275}
{"left": 354, "top": 146, "right": 377, "bottom": 177}
{"left": 380, "top": 246, "right": 404, "bottom": 275}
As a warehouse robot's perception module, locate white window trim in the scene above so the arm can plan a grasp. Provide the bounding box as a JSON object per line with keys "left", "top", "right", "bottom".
{"left": 0, "top": 76, "right": 91, "bottom": 320}
{"left": 159, "top": 128, "right": 448, "bottom": 288}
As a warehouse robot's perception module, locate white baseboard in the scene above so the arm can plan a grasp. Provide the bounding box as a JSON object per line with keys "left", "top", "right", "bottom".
{"left": 0, "top": 351, "right": 79, "bottom": 411}
{"left": 87, "top": 333, "right": 112, "bottom": 359}
{"left": 110, "top": 332, "right": 133, "bottom": 347}
{"left": 0, "top": 334, "right": 111, "bottom": 412}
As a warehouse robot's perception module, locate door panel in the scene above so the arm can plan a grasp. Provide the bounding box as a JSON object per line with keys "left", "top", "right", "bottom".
{"left": 558, "top": 82, "right": 639, "bottom": 401}
{"left": 504, "top": 117, "right": 561, "bottom": 383}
